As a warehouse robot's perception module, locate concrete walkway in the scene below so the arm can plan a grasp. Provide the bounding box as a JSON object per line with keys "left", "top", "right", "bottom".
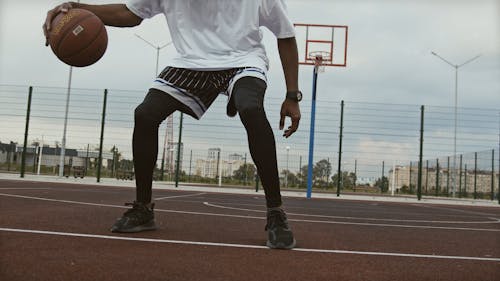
{"left": 1, "top": 172, "right": 498, "bottom": 207}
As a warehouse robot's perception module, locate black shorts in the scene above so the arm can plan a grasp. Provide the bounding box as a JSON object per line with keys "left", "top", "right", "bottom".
{"left": 150, "top": 67, "right": 267, "bottom": 119}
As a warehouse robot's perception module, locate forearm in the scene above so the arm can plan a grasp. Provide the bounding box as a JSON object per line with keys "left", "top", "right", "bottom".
{"left": 70, "top": 2, "right": 142, "bottom": 27}
{"left": 277, "top": 37, "right": 299, "bottom": 92}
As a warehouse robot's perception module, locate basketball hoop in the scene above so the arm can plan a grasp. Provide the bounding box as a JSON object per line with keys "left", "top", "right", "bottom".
{"left": 308, "top": 51, "right": 331, "bottom": 73}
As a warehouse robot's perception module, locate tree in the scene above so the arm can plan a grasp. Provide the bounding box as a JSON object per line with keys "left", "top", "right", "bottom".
{"left": 281, "top": 169, "right": 299, "bottom": 188}
{"left": 313, "top": 159, "right": 332, "bottom": 187}
{"left": 374, "top": 176, "right": 389, "bottom": 193}
{"left": 297, "top": 165, "right": 308, "bottom": 188}
{"left": 331, "top": 171, "right": 356, "bottom": 189}
{"left": 233, "top": 163, "right": 256, "bottom": 184}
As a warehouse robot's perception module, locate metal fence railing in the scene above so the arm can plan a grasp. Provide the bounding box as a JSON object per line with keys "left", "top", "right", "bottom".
{"left": 1, "top": 84, "right": 498, "bottom": 202}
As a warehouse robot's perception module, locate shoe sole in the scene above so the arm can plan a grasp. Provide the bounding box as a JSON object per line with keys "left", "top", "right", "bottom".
{"left": 266, "top": 238, "right": 296, "bottom": 250}
{"left": 110, "top": 221, "right": 158, "bottom": 233}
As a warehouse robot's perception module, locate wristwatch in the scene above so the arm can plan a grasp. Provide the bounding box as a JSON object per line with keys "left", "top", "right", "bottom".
{"left": 286, "top": 90, "right": 303, "bottom": 102}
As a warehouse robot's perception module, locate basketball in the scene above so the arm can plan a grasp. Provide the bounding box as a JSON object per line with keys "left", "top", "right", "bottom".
{"left": 49, "top": 8, "right": 108, "bottom": 67}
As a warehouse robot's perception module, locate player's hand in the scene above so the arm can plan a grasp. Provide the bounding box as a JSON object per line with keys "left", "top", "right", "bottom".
{"left": 279, "top": 99, "right": 301, "bottom": 138}
{"left": 43, "top": 2, "right": 74, "bottom": 46}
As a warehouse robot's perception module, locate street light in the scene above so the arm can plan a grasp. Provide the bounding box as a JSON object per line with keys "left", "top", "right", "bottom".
{"left": 135, "top": 34, "right": 173, "bottom": 76}
{"left": 135, "top": 34, "right": 173, "bottom": 181}
{"left": 431, "top": 51, "right": 480, "bottom": 197}
{"left": 58, "top": 0, "right": 81, "bottom": 177}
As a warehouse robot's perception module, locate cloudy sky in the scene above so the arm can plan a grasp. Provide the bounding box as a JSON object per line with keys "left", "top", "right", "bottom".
{"left": 1, "top": 0, "right": 499, "bottom": 105}
{"left": 0, "top": 0, "right": 499, "bottom": 178}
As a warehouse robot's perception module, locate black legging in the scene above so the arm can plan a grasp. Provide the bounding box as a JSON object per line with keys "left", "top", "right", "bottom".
{"left": 133, "top": 77, "right": 282, "bottom": 208}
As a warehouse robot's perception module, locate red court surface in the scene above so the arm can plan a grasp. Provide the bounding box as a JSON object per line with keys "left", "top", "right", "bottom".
{"left": 1, "top": 179, "right": 499, "bottom": 281}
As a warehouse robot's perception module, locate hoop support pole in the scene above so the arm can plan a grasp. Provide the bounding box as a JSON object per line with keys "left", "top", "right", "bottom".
{"left": 306, "top": 66, "right": 319, "bottom": 198}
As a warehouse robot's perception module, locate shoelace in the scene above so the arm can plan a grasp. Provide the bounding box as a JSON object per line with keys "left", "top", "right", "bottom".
{"left": 123, "top": 202, "right": 154, "bottom": 219}
{"left": 265, "top": 209, "right": 288, "bottom": 231}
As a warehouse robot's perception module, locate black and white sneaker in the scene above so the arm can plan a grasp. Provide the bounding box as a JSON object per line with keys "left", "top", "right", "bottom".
{"left": 111, "top": 201, "right": 157, "bottom": 233}
{"left": 265, "top": 208, "right": 296, "bottom": 249}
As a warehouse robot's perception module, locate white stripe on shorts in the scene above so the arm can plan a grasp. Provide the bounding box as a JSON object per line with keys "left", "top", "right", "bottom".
{"left": 151, "top": 78, "right": 207, "bottom": 119}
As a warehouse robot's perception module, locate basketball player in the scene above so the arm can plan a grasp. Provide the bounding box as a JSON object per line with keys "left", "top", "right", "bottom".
{"left": 44, "top": 0, "right": 302, "bottom": 249}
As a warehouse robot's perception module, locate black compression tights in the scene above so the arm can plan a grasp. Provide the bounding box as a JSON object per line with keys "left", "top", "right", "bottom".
{"left": 133, "top": 77, "right": 282, "bottom": 208}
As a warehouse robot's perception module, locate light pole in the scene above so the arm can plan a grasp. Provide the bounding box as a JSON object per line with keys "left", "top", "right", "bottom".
{"left": 58, "top": 0, "right": 80, "bottom": 177}
{"left": 135, "top": 34, "right": 173, "bottom": 180}
{"left": 431, "top": 51, "right": 480, "bottom": 197}
{"left": 135, "top": 34, "right": 172, "bottom": 76}
{"left": 285, "top": 146, "right": 290, "bottom": 188}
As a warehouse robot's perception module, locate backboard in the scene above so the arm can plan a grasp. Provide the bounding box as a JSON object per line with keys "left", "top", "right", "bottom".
{"left": 294, "top": 23, "right": 348, "bottom": 67}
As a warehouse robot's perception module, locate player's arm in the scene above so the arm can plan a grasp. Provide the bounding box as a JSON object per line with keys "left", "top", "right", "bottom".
{"left": 43, "top": 2, "right": 142, "bottom": 46}
{"left": 278, "top": 36, "right": 301, "bottom": 138}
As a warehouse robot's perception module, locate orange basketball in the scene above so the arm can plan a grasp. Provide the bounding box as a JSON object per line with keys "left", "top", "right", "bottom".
{"left": 49, "top": 9, "right": 108, "bottom": 67}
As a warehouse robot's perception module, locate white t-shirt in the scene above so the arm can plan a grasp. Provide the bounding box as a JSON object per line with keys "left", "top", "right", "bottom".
{"left": 126, "top": 0, "right": 295, "bottom": 70}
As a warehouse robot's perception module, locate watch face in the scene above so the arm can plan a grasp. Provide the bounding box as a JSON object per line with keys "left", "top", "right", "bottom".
{"left": 287, "top": 91, "right": 303, "bottom": 102}
{"left": 297, "top": 91, "right": 303, "bottom": 101}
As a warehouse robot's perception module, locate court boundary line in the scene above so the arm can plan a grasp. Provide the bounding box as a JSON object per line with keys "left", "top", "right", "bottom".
{"left": 1, "top": 227, "right": 499, "bottom": 262}
{"left": 203, "top": 202, "right": 500, "bottom": 224}
{"left": 1, "top": 193, "right": 499, "bottom": 232}
{"left": 155, "top": 192, "right": 207, "bottom": 201}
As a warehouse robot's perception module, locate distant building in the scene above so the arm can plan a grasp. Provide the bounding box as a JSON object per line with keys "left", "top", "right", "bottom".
{"left": 165, "top": 141, "right": 183, "bottom": 172}
{"left": 194, "top": 149, "right": 248, "bottom": 178}
{"left": 0, "top": 142, "right": 113, "bottom": 169}
{"left": 389, "top": 165, "right": 499, "bottom": 194}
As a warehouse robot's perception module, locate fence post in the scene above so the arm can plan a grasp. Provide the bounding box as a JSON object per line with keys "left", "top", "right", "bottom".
{"left": 435, "top": 158, "right": 440, "bottom": 196}
{"left": 188, "top": 150, "right": 192, "bottom": 182}
{"left": 491, "top": 149, "right": 494, "bottom": 201}
{"left": 474, "top": 152, "right": 477, "bottom": 199}
{"left": 175, "top": 113, "right": 184, "bottom": 187}
{"left": 353, "top": 159, "right": 357, "bottom": 191}
{"left": 446, "top": 156, "right": 450, "bottom": 196}
{"left": 21, "top": 86, "right": 33, "bottom": 178}
{"left": 409, "top": 162, "right": 413, "bottom": 193}
{"left": 459, "top": 154, "right": 463, "bottom": 198}
{"left": 336, "top": 100, "right": 344, "bottom": 197}
{"left": 464, "top": 164, "right": 468, "bottom": 196}
{"left": 425, "top": 160, "right": 429, "bottom": 193}
{"left": 97, "top": 89, "right": 107, "bottom": 183}
{"left": 417, "top": 105, "right": 424, "bottom": 200}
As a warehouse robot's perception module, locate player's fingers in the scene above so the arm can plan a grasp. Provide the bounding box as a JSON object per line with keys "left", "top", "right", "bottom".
{"left": 290, "top": 114, "right": 300, "bottom": 132}
{"left": 283, "top": 114, "right": 300, "bottom": 138}
{"left": 45, "top": 3, "right": 72, "bottom": 32}
{"left": 279, "top": 114, "right": 285, "bottom": 130}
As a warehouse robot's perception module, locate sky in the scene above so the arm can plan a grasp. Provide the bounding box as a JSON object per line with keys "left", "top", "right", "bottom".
{"left": 0, "top": 0, "right": 499, "bottom": 179}
{"left": 1, "top": 0, "right": 499, "bottom": 106}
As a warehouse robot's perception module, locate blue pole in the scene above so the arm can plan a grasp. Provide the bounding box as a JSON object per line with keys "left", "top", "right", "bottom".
{"left": 306, "top": 68, "right": 319, "bottom": 198}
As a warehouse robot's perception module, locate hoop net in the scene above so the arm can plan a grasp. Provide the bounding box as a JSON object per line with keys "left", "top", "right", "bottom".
{"left": 309, "top": 51, "right": 331, "bottom": 73}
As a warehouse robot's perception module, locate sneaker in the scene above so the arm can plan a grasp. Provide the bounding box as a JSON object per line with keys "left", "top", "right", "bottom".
{"left": 265, "top": 208, "right": 296, "bottom": 249}
{"left": 110, "top": 201, "right": 157, "bottom": 233}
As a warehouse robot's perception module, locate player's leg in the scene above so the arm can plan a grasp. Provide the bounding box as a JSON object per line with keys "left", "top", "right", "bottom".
{"left": 111, "top": 89, "right": 184, "bottom": 233}
{"left": 232, "top": 77, "right": 296, "bottom": 249}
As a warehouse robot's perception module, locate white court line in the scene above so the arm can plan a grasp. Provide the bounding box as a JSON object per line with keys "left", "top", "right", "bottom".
{"left": 1, "top": 193, "right": 500, "bottom": 232}
{"left": 0, "top": 188, "right": 53, "bottom": 190}
{"left": 203, "top": 202, "right": 500, "bottom": 224}
{"left": 155, "top": 192, "right": 207, "bottom": 201}
{"left": 1, "top": 227, "right": 499, "bottom": 262}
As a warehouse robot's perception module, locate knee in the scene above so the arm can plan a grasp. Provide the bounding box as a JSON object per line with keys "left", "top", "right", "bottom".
{"left": 134, "top": 99, "right": 162, "bottom": 127}
{"left": 233, "top": 78, "right": 267, "bottom": 119}
{"left": 134, "top": 103, "right": 153, "bottom": 125}
{"left": 134, "top": 89, "right": 174, "bottom": 127}
{"left": 236, "top": 101, "right": 263, "bottom": 120}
